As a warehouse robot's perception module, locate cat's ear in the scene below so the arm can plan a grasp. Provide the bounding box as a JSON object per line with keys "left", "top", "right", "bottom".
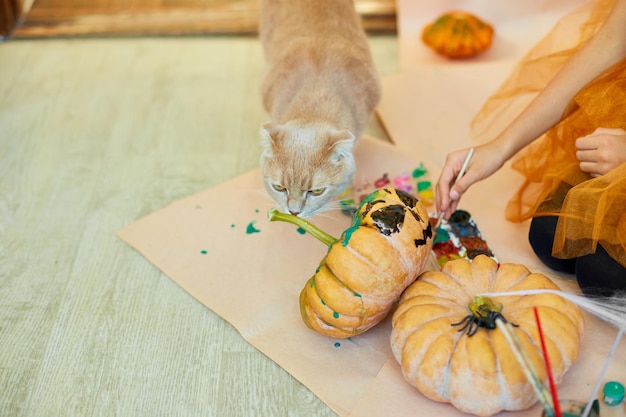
{"left": 329, "top": 129, "right": 356, "bottom": 160}
{"left": 260, "top": 122, "right": 281, "bottom": 156}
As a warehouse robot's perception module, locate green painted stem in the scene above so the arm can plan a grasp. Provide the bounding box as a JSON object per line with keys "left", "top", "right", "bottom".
{"left": 267, "top": 208, "right": 337, "bottom": 246}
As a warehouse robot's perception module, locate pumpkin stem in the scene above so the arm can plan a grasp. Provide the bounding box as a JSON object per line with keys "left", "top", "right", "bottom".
{"left": 267, "top": 208, "right": 337, "bottom": 246}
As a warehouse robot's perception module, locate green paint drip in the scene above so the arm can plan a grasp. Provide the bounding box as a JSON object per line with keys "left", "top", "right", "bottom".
{"left": 334, "top": 342, "right": 341, "bottom": 348}
{"left": 246, "top": 221, "right": 261, "bottom": 234}
{"left": 333, "top": 312, "right": 339, "bottom": 319}
{"left": 341, "top": 225, "right": 359, "bottom": 247}
{"left": 360, "top": 189, "right": 383, "bottom": 206}
{"left": 200, "top": 250, "right": 208, "bottom": 255}
{"left": 296, "top": 227, "right": 306, "bottom": 235}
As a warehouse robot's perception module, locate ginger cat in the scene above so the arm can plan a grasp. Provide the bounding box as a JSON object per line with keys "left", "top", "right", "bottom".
{"left": 259, "top": 0, "right": 381, "bottom": 218}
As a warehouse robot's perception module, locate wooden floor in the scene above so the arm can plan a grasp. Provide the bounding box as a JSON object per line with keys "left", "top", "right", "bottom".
{"left": 0, "top": 35, "right": 397, "bottom": 416}
{"left": 12, "top": 0, "right": 396, "bottom": 37}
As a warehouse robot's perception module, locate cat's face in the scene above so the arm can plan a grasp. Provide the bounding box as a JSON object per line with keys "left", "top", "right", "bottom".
{"left": 260, "top": 121, "right": 355, "bottom": 218}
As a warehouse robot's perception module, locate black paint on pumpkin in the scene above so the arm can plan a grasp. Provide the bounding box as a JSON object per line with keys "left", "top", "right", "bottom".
{"left": 371, "top": 205, "right": 406, "bottom": 236}
{"left": 414, "top": 222, "right": 433, "bottom": 247}
{"left": 396, "top": 189, "right": 419, "bottom": 208}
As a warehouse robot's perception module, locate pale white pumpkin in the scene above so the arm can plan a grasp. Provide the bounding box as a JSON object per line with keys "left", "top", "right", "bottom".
{"left": 391, "top": 255, "right": 584, "bottom": 416}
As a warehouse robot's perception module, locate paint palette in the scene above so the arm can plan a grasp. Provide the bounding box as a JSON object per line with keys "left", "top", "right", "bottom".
{"left": 431, "top": 209, "right": 497, "bottom": 267}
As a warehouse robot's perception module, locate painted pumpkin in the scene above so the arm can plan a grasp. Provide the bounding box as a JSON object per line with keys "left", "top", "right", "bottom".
{"left": 269, "top": 188, "right": 433, "bottom": 338}
{"left": 391, "top": 255, "right": 584, "bottom": 416}
{"left": 422, "top": 11, "right": 494, "bottom": 59}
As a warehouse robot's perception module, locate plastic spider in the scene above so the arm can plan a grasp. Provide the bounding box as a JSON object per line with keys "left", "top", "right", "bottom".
{"left": 451, "top": 296, "right": 518, "bottom": 337}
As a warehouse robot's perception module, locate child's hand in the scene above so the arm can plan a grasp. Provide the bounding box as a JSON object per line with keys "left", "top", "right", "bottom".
{"left": 576, "top": 127, "right": 626, "bottom": 177}
{"left": 436, "top": 145, "right": 505, "bottom": 220}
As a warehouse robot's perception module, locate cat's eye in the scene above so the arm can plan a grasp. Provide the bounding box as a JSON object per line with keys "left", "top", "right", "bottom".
{"left": 308, "top": 188, "right": 326, "bottom": 196}
{"left": 272, "top": 184, "right": 286, "bottom": 193}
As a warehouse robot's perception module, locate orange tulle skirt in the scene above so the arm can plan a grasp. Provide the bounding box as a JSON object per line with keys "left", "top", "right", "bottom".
{"left": 472, "top": 0, "right": 626, "bottom": 268}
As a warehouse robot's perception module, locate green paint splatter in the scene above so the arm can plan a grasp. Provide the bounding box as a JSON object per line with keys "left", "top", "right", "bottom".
{"left": 333, "top": 312, "right": 339, "bottom": 319}
{"left": 200, "top": 250, "right": 208, "bottom": 255}
{"left": 334, "top": 342, "right": 341, "bottom": 348}
{"left": 341, "top": 225, "right": 359, "bottom": 247}
{"left": 246, "top": 221, "right": 260, "bottom": 234}
{"left": 231, "top": 224, "right": 235, "bottom": 228}
{"left": 433, "top": 227, "right": 450, "bottom": 244}
{"left": 255, "top": 209, "right": 259, "bottom": 213}
{"left": 412, "top": 163, "right": 428, "bottom": 178}
{"left": 354, "top": 292, "right": 361, "bottom": 298}
{"left": 296, "top": 227, "right": 306, "bottom": 235}
{"left": 417, "top": 180, "right": 432, "bottom": 192}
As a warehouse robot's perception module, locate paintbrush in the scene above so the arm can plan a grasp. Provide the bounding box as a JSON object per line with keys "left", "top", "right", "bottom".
{"left": 581, "top": 328, "right": 624, "bottom": 417}
{"left": 496, "top": 319, "right": 556, "bottom": 417}
{"left": 534, "top": 307, "right": 562, "bottom": 417}
{"left": 429, "top": 148, "right": 475, "bottom": 271}
{"left": 435, "top": 147, "right": 475, "bottom": 230}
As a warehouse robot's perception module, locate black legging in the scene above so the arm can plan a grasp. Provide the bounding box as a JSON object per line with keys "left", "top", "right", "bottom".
{"left": 528, "top": 215, "right": 626, "bottom": 297}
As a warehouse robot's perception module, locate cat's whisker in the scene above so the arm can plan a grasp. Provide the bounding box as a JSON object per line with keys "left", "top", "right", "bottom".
{"left": 321, "top": 201, "right": 342, "bottom": 210}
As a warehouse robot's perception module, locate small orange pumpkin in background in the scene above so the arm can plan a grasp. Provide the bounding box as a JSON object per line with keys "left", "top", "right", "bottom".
{"left": 391, "top": 255, "right": 584, "bottom": 417}
{"left": 269, "top": 188, "right": 433, "bottom": 339}
{"left": 422, "top": 11, "right": 494, "bottom": 59}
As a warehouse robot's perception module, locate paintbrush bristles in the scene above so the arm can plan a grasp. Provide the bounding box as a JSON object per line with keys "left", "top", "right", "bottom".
{"left": 480, "top": 289, "right": 626, "bottom": 331}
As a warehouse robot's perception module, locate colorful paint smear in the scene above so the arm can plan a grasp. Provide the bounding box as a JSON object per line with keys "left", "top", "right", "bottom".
{"left": 339, "top": 164, "right": 436, "bottom": 218}
{"left": 432, "top": 210, "right": 497, "bottom": 267}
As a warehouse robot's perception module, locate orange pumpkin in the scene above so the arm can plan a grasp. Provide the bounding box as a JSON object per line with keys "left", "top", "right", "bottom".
{"left": 269, "top": 188, "right": 433, "bottom": 338}
{"left": 422, "top": 11, "right": 494, "bottom": 59}
{"left": 391, "top": 255, "right": 584, "bottom": 416}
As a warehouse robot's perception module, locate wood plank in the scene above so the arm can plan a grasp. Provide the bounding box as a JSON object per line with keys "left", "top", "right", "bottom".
{"left": 11, "top": 0, "right": 396, "bottom": 38}
{"left": 0, "top": 35, "right": 397, "bottom": 417}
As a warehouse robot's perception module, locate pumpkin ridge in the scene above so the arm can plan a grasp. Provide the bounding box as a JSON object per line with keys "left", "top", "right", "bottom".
{"left": 490, "top": 329, "right": 536, "bottom": 413}
{"left": 343, "top": 234, "right": 395, "bottom": 275}
{"left": 506, "top": 294, "right": 585, "bottom": 341}
{"left": 420, "top": 272, "right": 473, "bottom": 301}
{"left": 489, "top": 331, "right": 510, "bottom": 413}
{"left": 325, "top": 229, "right": 401, "bottom": 297}
{"left": 439, "top": 329, "right": 463, "bottom": 402}
{"left": 396, "top": 303, "right": 461, "bottom": 329}
{"left": 509, "top": 305, "right": 582, "bottom": 372}
{"left": 302, "top": 277, "right": 367, "bottom": 332}
{"left": 493, "top": 263, "right": 532, "bottom": 292}
{"left": 393, "top": 283, "right": 464, "bottom": 321}
{"left": 397, "top": 316, "right": 452, "bottom": 367}
{"left": 312, "top": 264, "right": 366, "bottom": 315}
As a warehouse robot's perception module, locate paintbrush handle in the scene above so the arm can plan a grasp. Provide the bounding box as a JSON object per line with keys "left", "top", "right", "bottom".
{"left": 496, "top": 320, "right": 555, "bottom": 417}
